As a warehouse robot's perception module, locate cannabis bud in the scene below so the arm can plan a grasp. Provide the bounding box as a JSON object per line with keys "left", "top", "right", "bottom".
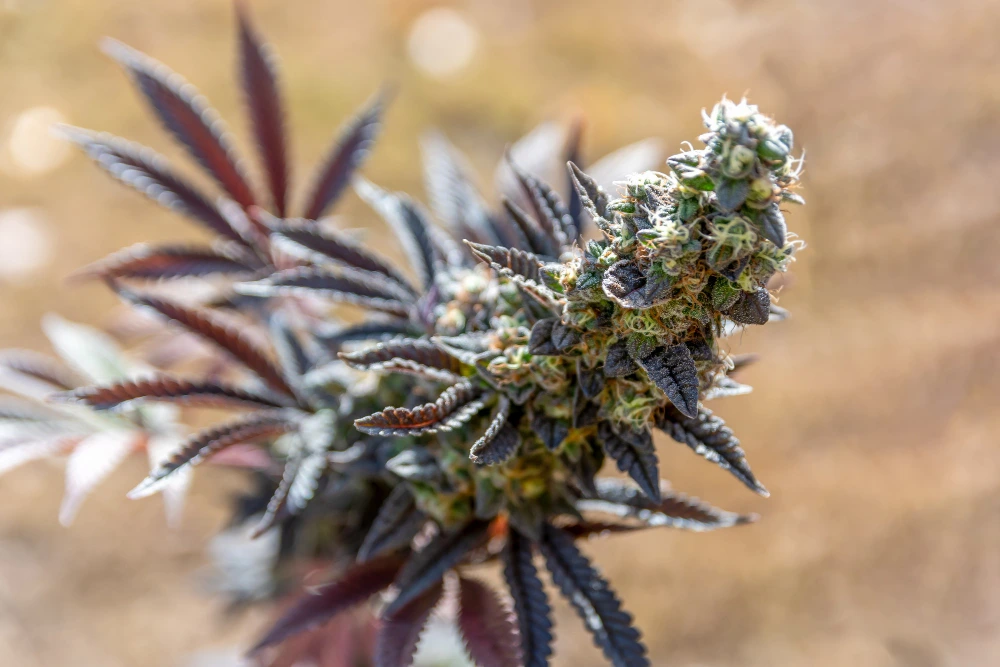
{"left": 0, "top": 5, "right": 805, "bottom": 666}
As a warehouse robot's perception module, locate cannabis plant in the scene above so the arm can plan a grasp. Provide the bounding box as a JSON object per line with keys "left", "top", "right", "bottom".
{"left": 34, "top": 4, "right": 804, "bottom": 666}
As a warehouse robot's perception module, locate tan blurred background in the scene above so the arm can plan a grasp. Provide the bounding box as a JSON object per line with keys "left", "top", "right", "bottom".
{"left": 3, "top": 0, "right": 1000, "bottom": 665}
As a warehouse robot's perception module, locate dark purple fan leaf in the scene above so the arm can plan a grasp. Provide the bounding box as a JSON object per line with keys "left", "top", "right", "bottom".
{"left": 598, "top": 421, "right": 661, "bottom": 503}
{"left": 385, "top": 520, "right": 489, "bottom": 616}
{"left": 72, "top": 243, "right": 256, "bottom": 281}
{"left": 102, "top": 39, "right": 256, "bottom": 208}
{"left": 358, "top": 484, "right": 426, "bottom": 562}
{"left": 457, "top": 577, "right": 520, "bottom": 667}
{"left": 354, "top": 381, "right": 485, "bottom": 437}
{"left": 466, "top": 241, "right": 543, "bottom": 285}
{"left": 538, "top": 524, "right": 649, "bottom": 667}
{"left": 58, "top": 127, "right": 248, "bottom": 246}
{"left": 501, "top": 198, "right": 559, "bottom": 258}
{"left": 354, "top": 177, "right": 439, "bottom": 291}
{"left": 130, "top": 411, "right": 295, "bottom": 499}
{"left": 55, "top": 375, "right": 293, "bottom": 411}
{"left": 269, "top": 219, "right": 415, "bottom": 293}
{"left": 303, "top": 89, "right": 387, "bottom": 220}
{"left": 502, "top": 529, "right": 552, "bottom": 667}
{"left": 114, "top": 286, "right": 294, "bottom": 397}
{"left": 656, "top": 405, "right": 768, "bottom": 496}
{"left": 235, "top": 266, "right": 413, "bottom": 318}
{"left": 420, "top": 130, "right": 503, "bottom": 246}
{"left": 237, "top": 2, "right": 289, "bottom": 216}
{"left": 375, "top": 581, "right": 444, "bottom": 667}
{"left": 469, "top": 396, "right": 519, "bottom": 465}
{"left": 339, "top": 338, "right": 464, "bottom": 383}
{"left": 251, "top": 554, "right": 405, "bottom": 652}
{"left": 634, "top": 344, "right": 699, "bottom": 419}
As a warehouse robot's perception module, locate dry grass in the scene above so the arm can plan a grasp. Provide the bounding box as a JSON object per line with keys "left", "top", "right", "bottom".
{"left": 2, "top": 0, "right": 1000, "bottom": 664}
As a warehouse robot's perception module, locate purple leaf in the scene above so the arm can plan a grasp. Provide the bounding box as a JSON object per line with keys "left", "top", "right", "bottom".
{"left": 374, "top": 581, "right": 443, "bottom": 667}
{"left": 385, "top": 520, "right": 489, "bottom": 616}
{"left": 340, "top": 338, "right": 464, "bottom": 384}
{"left": 130, "top": 412, "right": 295, "bottom": 499}
{"left": 457, "top": 577, "right": 520, "bottom": 667}
{"left": 466, "top": 241, "right": 543, "bottom": 285}
{"left": 0, "top": 350, "right": 80, "bottom": 391}
{"left": 102, "top": 39, "right": 256, "bottom": 209}
{"left": 469, "top": 396, "right": 519, "bottom": 465}
{"left": 235, "top": 266, "right": 414, "bottom": 318}
{"left": 354, "top": 382, "right": 485, "bottom": 437}
{"left": 237, "top": 2, "right": 289, "bottom": 215}
{"left": 634, "top": 344, "right": 699, "bottom": 419}
{"left": 55, "top": 375, "right": 293, "bottom": 411}
{"left": 71, "top": 243, "right": 257, "bottom": 281}
{"left": 269, "top": 219, "right": 416, "bottom": 294}
{"left": 114, "top": 286, "right": 294, "bottom": 397}
{"left": 303, "top": 89, "right": 387, "bottom": 220}
{"left": 358, "top": 484, "right": 426, "bottom": 562}
{"left": 598, "top": 421, "right": 661, "bottom": 503}
{"left": 539, "top": 524, "right": 649, "bottom": 667}
{"left": 502, "top": 529, "right": 552, "bottom": 667}
{"left": 251, "top": 555, "right": 405, "bottom": 652}
{"left": 57, "top": 127, "right": 249, "bottom": 247}
{"left": 656, "top": 405, "right": 768, "bottom": 496}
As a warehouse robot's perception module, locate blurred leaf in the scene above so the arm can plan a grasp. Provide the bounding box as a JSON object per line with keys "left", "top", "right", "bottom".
{"left": 303, "top": 89, "right": 387, "bottom": 220}
{"left": 102, "top": 38, "right": 255, "bottom": 208}
{"left": 354, "top": 177, "right": 439, "bottom": 291}
{"left": 457, "top": 577, "right": 519, "bottom": 667}
{"left": 237, "top": 1, "right": 289, "bottom": 216}
{"left": 59, "top": 429, "right": 138, "bottom": 525}
{"left": 358, "top": 484, "right": 425, "bottom": 562}
{"left": 129, "top": 412, "right": 295, "bottom": 499}
{"left": 385, "top": 520, "right": 489, "bottom": 616}
{"left": 236, "top": 266, "right": 413, "bottom": 318}
{"left": 252, "top": 554, "right": 405, "bottom": 652}
{"left": 375, "top": 580, "right": 443, "bottom": 667}
{"left": 57, "top": 376, "right": 293, "bottom": 411}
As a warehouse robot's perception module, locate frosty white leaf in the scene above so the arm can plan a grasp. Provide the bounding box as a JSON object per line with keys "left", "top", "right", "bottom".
{"left": 42, "top": 313, "right": 133, "bottom": 384}
{"left": 59, "top": 429, "right": 139, "bottom": 525}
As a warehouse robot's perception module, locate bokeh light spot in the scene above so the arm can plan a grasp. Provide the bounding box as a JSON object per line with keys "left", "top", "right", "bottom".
{"left": 407, "top": 8, "right": 479, "bottom": 79}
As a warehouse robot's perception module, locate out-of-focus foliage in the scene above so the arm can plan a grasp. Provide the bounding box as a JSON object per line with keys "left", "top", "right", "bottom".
{"left": 2, "top": 1, "right": 999, "bottom": 666}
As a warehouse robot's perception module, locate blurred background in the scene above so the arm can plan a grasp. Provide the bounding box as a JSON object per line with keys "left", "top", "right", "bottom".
{"left": 3, "top": 0, "right": 1000, "bottom": 665}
